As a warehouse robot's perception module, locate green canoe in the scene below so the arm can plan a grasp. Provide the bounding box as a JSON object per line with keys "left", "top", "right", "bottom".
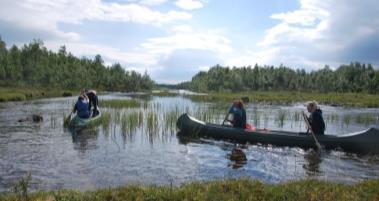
{"left": 69, "top": 110, "right": 102, "bottom": 130}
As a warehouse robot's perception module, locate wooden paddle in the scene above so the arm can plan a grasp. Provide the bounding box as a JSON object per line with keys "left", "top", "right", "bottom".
{"left": 302, "top": 111, "right": 322, "bottom": 150}
{"left": 221, "top": 112, "right": 229, "bottom": 126}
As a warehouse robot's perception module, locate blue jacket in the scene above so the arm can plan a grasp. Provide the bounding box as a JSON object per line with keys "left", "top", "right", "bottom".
{"left": 229, "top": 106, "right": 246, "bottom": 128}
{"left": 74, "top": 98, "right": 90, "bottom": 118}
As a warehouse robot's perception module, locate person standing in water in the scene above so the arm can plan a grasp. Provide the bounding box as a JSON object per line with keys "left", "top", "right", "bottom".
{"left": 84, "top": 88, "right": 99, "bottom": 117}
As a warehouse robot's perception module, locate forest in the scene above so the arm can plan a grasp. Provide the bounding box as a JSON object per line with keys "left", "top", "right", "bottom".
{"left": 0, "top": 37, "right": 154, "bottom": 91}
{"left": 179, "top": 63, "right": 379, "bottom": 93}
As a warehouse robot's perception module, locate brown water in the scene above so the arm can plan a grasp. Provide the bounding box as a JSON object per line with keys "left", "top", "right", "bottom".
{"left": 0, "top": 93, "right": 379, "bottom": 192}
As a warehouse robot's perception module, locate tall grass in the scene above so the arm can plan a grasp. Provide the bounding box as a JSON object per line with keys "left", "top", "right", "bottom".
{"left": 275, "top": 110, "right": 287, "bottom": 128}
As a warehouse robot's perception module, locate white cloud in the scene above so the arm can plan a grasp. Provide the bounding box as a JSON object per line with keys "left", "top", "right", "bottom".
{"left": 175, "top": 0, "right": 203, "bottom": 10}
{"left": 0, "top": 0, "right": 192, "bottom": 42}
{"left": 141, "top": 26, "right": 232, "bottom": 55}
{"left": 140, "top": 0, "right": 167, "bottom": 6}
{"left": 247, "top": 0, "right": 379, "bottom": 69}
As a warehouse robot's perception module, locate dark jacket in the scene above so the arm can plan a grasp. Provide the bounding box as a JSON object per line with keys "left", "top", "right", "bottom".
{"left": 229, "top": 106, "right": 246, "bottom": 129}
{"left": 74, "top": 97, "right": 90, "bottom": 118}
{"left": 309, "top": 109, "right": 325, "bottom": 135}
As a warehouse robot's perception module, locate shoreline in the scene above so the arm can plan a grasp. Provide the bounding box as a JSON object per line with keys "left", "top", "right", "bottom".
{"left": 2, "top": 87, "right": 379, "bottom": 108}
{"left": 0, "top": 87, "right": 76, "bottom": 102}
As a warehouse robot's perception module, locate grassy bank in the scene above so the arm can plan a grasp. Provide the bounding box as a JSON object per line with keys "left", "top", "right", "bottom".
{"left": 0, "top": 87, "right": 76, "bottom": 102}
{"left": 1, "top": 178, "right": 379, "bottom": 201}
{"left": 185, "top": 91, "right": 379, "bottom": 108}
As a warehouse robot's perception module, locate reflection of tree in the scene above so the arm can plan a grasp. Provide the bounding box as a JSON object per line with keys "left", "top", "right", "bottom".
{"left": 303, "top": 150, "right": 322, "bottom": 176}
{"left": 228, "top": 147, "right": 247, "bottom": 169}
{"left": 70, "top": 128, "right": 99, "bottom": 153}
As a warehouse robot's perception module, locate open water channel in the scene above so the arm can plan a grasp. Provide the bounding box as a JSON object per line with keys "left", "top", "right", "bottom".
{"left": 0, "top": 92, "right": 379, "bottom": 191}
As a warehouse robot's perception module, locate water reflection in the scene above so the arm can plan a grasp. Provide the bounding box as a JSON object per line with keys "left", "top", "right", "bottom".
{"left": 70, "top": 128, "right": 99, "bottom": 152}
{"left": 303, "top": 151, "right": 322, "bottom": 176}
{"left": 227, "top": 147, "right": 247, "bottom": 169}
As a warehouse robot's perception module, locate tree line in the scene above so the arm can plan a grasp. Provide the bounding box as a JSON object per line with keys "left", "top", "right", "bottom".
{"left": 179, "top": 63, "right": 379, "bottom": 94}
{"left": 0, "top": 37, "right": 155, "bottom": 91}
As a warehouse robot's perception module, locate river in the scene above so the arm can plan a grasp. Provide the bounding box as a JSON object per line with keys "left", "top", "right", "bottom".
{"left": 0, "top": 92, "right": 378, "bottom": 192}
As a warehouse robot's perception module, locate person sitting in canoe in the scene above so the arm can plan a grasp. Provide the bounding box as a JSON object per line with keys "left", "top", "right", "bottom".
{"left": 305, "top": 101, "right": 325, "bottom": 135}
{"left": 72, "top": 92, "right": 90, "bottom": 119}
{"left": 84, "top": 88, "right": 99, "bottom": 117}
{"left": 226, "top": 100, "right": 247, "bottom": 128}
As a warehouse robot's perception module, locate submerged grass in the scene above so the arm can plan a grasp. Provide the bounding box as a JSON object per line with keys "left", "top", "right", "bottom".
{"left": 100, "top": 99, "right": 141, "bottom": 108}
{"left": 1, "top": 178, "right": 379, "bottom": 201}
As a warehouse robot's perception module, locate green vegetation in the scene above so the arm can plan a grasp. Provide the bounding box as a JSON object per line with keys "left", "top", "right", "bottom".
{"left": 180, "top": 63, "right": 379, "bottom": 94}
{"left": 100, "top": 99, "right": 141, "bottom": 108}
{"left": 0, "top": 36, "right": 154, "bottom": 92}
{"left": 185, "top": 91, "right": 379, "bottom": 107}
{"left": 151, "top": 90, "right": 179, "bottom": 97}
{"left": 0, "top": 87, "right": 75, "bottom": 102}
{"left": 1, "top": 178, "right": 379, "bottom": 201}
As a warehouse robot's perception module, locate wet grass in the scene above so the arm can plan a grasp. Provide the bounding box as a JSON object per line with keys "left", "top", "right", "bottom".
{"left": 120, "top": 111, "right": 143, "bottom": 136}
{"left": 275, "top": 110, "right": 287, "bottom": 128}
{"left": 343, "top": 115, "right": 351, "bottom": 128}
{"left": 185, "top": 91, "right": 379, "bottom": 108}
{"left": 0, "top": 87, "right": 75, "bottom": 102}
{"left": 1, "top": 178, "right": 379, "bottom": 201}
{"left": 355, "top": 113, "right": 379, "bottom": 125}
{"left": 100, "top": 112, "right": 111, "bottom": 130}
{"left": 100, "top": 99, "right": 141, "bottom": 108}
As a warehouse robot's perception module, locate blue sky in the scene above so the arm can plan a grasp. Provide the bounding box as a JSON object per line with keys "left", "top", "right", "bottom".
{"left": 0, "top": 0, "right": 378, "bottom": 83}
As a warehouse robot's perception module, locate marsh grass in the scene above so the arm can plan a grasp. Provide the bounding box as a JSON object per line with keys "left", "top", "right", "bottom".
{"left": 164, "top": 111, "right": 179, "bottom": 134}
{"left": 147, "top": 111, "right": 159, "bottom": 135}
{"left": 355, "top": 113, "right": 378, "bottom": 125}
{"left": 100, "top": 112, "right": 111, "bottom": 130}
{"left": 120, "top": 111, "right": 142, "bottom": 136}
{"left": 0, "top": 87, "right": 75, "bottom": 102}
{"left": 101, "top": 99, "right": 141, "bottom": 108}
{"left": 275, "top": 110, "right": 287, "bottom": 128}
{"left": 326, "top": 113, "right": 339, "bottom": 123}
{"left": 185, "top": 91, "right": 379, "bottom": 108}
{"left": 11, "top": 173, "right": 31, "bottom": 201}
{"left": 151, "top": 90, "right": 178, "bottom": 97}
{"left": 2, "top": 178, "right": 379, "bottom": 201}
{"left": 251, "top": 107, "right": 260, "bottom": 127}
{"left": 343, "top": 115, "right": 351, "bottom": 128}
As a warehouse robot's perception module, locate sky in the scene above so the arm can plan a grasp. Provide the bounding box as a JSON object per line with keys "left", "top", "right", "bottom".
{"left": 0, "top": 0, "right": 379, "bottom": 84}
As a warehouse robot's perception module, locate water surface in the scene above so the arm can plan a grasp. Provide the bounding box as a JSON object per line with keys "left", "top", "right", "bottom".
{"left": 0, "top": 93, "right": 378, "bottom": 191}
